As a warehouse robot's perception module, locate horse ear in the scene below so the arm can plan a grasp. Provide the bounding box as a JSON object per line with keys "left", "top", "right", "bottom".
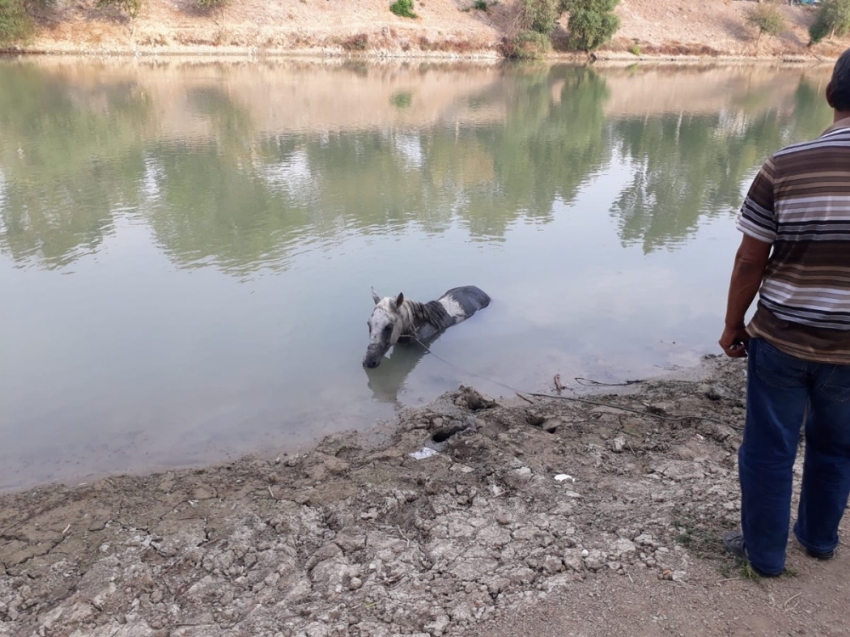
{"left": 371, "top": 287, "right": 380, "bottom": 305}
{"left": 395, "top": 292, "right": 404, "bottom": 308}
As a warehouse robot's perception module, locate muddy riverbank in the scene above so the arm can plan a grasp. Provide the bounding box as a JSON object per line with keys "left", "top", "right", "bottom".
{"left": 5, "top": 355, "right": 849, "bottom": 637}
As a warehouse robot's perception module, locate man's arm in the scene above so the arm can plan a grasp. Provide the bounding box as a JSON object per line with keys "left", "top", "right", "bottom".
{"left": 719, "top": 234, "right": 772, "bottom": 358}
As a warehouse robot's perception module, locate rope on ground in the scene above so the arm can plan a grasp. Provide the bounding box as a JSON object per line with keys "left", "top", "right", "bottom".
{"left": 409, "top": 336, "right": 734, "bottom": 429}
{"left": 574, "top": 377, "right": 644, "bottom": 387}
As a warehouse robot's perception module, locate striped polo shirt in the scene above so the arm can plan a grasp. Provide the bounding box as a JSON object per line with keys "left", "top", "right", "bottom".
{"left": 737, "top": 117, "right": 850, "bottom": 364}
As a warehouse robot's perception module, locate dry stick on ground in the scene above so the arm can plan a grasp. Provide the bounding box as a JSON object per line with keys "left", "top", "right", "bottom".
{"left": 524, "top": 392, "right": 737, "bottom": 428}
{"left": 412, "top": 335, "right": 737, "bottom": 428}
{"left": 554, "top": 374, "right": 565, "bottom": 393}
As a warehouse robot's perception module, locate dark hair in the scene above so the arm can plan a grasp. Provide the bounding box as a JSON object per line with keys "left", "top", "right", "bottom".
{"left": 830, "top": 49, "right": 850, "bottom": 112}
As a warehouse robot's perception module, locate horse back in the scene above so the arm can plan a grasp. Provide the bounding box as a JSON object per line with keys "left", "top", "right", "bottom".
{"left": 439, "top": 286, "right": 491, "bottom": 321}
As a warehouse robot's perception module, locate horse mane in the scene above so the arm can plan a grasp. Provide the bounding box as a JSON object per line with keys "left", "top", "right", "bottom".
{"left": 398, "top": 299, "right": 450, "bottom": 335}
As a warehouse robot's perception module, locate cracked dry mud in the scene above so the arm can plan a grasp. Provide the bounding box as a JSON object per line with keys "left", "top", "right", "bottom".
{"left": 0, "top": 356, "right": 842, "bottom": 637}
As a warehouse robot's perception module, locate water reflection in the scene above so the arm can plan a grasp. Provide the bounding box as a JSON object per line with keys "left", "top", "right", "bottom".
{"left": 610, "top": 72, "right": 831, "bottom": 252}
{"left": 363, "top": 335, "right": 438, "bottom": 404}
{"left": 0, "top": 59, "right": 839, "bottom": 487}
{"left": 0, "top": 64, "right": 151, "bottom": 267}
{"left": 0, "top": 60, "right": 834, "bottom": 272}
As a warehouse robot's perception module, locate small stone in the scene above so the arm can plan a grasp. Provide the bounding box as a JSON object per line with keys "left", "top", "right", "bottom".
{"left": 672, "top": 570, "right": 687, "bottom": 582}
{"left": 496, "top": 512, "right": 513, "bottom": 525}
{"left": 294, "top": 494, "right": 311, "bottom": 505}
{"left": 584, "top": 550, "right": 606, "bottom": 571}
{"left": 634, "top": 533, "right": 657, "bottom": 547}
{"left": 543, "top": 555, "right": 564, "bottom": 574}
{"left": 612, "top": 538, "right": 637, "bottom": 559}
{"left": 349, "top": 577, "right": 363, "bottom": 590}
{"left": 611, "top": 437, "right": 626, "bottom": 453}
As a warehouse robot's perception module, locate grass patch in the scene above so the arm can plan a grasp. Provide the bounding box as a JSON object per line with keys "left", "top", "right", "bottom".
{"left": 671, "top": 507, "right": 727, "bottom": 559}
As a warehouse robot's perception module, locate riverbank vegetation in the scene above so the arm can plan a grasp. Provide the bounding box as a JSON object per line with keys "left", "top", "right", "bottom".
{"left": 809, "top": 0, "right": 850, "bottom": 44}
{"left": 0, "top": 0, "right": 849, "bottom": 62}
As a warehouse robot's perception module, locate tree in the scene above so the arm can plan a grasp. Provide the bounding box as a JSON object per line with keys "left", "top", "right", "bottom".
{"left": 519, "top": 0, "right": 560, "bottom": 35}
{"left": 561, "top": 0, "right": 620, "bottom": 53}
{"left": 746, "top": 3, "right": 786, "bottom": 48}
{"left": 809, "top": 0, "right": 850, "bottom": 45}
{"left": 0, "top": 0, "right": 33, "bottom": 44}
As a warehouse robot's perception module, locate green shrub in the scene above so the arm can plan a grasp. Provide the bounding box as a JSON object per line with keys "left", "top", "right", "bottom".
{"left": 568, "top": 8, "right": 619, "bottom": 51}
{"left": 519, "top": 0, "right": 559, "bottom": 35}
{"left": 473, "top": 0, "right": 487, "bottom": 10}
{"left": 0, "top": 0, "right": 33, "bottom": 44}
{"left": 505, "top": 29, "right": 551, "bottom": 60}
{"left": 629, "top": 42, "right": 640, "bottom": 56}
{"left": 561, "top": 0, "right": 620, "bottom": 52}
{"left": 390, "top": 0, "right": 416, "bottom": 18}
{"left": 809, "top": 0, "right": 850, "bottom": 44}
{"left": 747, "top": 3, "right": 786, "bottom": 44}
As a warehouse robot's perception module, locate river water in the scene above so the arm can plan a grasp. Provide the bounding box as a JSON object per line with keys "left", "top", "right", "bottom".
{"left": 0, "top": 58, "right": 834, "bottom": 489}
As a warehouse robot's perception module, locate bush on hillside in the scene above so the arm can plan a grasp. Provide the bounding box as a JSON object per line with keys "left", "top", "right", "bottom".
{"left": 390, "top": 0, "right": 417, "bottom": 19}
{"left": 519, "top": 0, "right": 560, "bottom": 35}
{"left": 196, "top": 0, "right": 229, "bottom": 11}
{"left": 97, "top": 0, "right": 143, "bottom": 19}
{"left": 809, "top": 0, "right": 850, "bottom": 44}
{"left": 563, "top": 0, "right": 620, "bottom": 52}
{"left": 747, "top": 3, "right": 786, "bottom": 45}
{"left": 504, "top": 29, "right": 551, "bottom": 59}
{"left": 0, "top": 0, "right": 33, "bottom": 44}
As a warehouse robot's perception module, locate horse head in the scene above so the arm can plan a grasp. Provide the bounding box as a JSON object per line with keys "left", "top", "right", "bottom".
{"left": 363, "top": 287, "right": 405, "bottom": 368}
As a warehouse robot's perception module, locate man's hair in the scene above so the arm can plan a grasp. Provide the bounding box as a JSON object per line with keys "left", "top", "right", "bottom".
{"left": 830, "top": 49, "right": 850, "bottom": 112}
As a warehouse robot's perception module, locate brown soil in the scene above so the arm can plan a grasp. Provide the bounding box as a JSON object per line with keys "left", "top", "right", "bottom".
{"left": 10, "top": 0, "right": 850, "bottom": 59}
{"left": 3, "top": 357, "right": 850, "bottom": 636}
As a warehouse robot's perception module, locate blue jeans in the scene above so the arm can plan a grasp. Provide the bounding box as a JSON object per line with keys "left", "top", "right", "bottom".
{"left": 740, "top": 338, "right": 850, "bottom": 575}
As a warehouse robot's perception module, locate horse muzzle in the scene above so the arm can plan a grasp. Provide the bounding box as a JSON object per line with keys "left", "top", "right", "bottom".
{"left": 363, "top": 343, "right": 389, "bottom": 369}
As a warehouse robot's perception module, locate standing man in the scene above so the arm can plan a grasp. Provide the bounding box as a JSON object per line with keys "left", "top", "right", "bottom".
{"left": 720, "top": 49, "right": 850, "bottom": 577}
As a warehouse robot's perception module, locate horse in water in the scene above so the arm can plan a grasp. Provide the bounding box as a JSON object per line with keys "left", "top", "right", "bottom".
{"left": 362, "top": 286, "right": 491, "bottom": 369}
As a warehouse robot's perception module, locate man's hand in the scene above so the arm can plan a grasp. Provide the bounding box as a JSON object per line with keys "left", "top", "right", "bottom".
{"left": 719, "top": 324, "right": 749, "bottom": 358}
{"left": 721, "top": 234, "right": 770, "bottom": 359}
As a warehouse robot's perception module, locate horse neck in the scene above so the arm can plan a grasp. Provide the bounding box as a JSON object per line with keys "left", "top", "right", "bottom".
{"left": 399, "top": 299, "right": 447, "bottom": 334}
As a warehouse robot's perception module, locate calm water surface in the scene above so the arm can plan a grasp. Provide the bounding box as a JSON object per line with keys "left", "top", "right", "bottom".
{"left": 0, "top": 59, "right": 834, "bottom": 489}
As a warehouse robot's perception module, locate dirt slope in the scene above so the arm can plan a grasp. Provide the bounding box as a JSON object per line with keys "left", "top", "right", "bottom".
{"left": 14, "top": 0, "right": 850, "bottom": 59}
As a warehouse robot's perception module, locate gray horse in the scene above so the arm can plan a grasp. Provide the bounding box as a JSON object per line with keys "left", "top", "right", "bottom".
{"left": 362, "top": 285, "right": 491, "bottom": 369}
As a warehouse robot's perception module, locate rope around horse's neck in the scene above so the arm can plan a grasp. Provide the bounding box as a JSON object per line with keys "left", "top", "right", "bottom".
{"left": 407, "top": 335, "right": 731, "bottom": 428}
